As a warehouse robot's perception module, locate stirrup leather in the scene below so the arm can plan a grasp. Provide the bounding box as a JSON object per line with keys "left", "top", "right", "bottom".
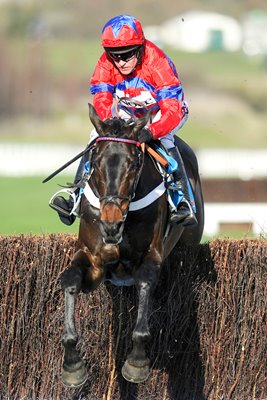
{"left": 49, "top": 188, "right": 81, "bottom": 217}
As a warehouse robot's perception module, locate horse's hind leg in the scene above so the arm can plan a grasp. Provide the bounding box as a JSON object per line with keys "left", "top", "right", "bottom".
{"left": 61, "top": 250, "right": 89, "bottom": 387}
{"left": 122, "top": 259, "right": 160, "bottom": 383}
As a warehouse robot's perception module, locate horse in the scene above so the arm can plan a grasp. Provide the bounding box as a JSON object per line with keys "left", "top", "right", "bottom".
{"left": 60, "top": 103, "right": 204, "bottom": 387}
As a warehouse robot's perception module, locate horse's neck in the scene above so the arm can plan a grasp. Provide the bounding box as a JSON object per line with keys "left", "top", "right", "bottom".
{"left": 134, "top": 154, "right": 162, "bottom": 200}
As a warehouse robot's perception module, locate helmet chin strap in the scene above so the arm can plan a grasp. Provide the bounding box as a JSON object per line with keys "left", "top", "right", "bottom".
{"left": 136, "top": 45, "right": 144, "bottom": 65}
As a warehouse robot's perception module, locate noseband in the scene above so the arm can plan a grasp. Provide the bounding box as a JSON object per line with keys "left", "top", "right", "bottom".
{"left": 93, "top": 136, "right": 144, "bottom": 218}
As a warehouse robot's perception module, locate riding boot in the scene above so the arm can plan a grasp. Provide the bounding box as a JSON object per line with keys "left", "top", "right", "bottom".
{"left": 50, "top": 156, "right": 85, "bottom": 226}
{"left": 168, "top": 146, "right": 197, "bottom": 226}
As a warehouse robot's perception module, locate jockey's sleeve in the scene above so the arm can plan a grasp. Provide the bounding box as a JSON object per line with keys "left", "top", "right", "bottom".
{"left": 90, "top": 53, "right": 114, "bottom": 120}
{"left": 147, "top": 48, "right": 186, "bottom": 140}
{"left": 149, "top": 96, "right": 185, "bottom": 140}
{"left": 93, "top": 92, "right": 113, "bottom": 120}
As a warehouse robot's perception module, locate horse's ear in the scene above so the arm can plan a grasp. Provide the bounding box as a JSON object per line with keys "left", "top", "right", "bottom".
{"left": 88, "top": 103, "right": 106, "bottom": 136}
{"left": 132, "top": 111, "right": 151, "bottom": 136}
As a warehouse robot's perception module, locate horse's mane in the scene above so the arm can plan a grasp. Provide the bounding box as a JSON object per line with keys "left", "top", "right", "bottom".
{"left": 104, "top": 117, "right": 134, "bottom": 138}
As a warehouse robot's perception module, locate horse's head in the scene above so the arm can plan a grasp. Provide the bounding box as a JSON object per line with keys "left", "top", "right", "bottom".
{"left": 88, "top": 103, "right": 150, "bottom": 245}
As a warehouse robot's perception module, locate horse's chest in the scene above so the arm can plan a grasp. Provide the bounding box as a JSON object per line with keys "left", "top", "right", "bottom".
{"left": 104, "top": 260, "right": 136, "bottom": 287}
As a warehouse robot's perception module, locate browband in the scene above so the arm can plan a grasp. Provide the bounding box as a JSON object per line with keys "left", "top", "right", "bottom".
{"left": 96, "top": 137, "right": 141, "bottom": 146}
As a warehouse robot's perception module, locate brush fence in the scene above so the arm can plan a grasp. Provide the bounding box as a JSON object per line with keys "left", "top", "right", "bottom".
{"left": 0, "top": 235, "right": 266, "bottom": 400}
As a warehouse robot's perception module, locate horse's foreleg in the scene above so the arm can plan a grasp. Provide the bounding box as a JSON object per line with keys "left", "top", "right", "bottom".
{"left": 122, "top": 258, "right": 161, "bottom": 383}
{"left": 61, "top": 250, "right": 89, "bottom": 387}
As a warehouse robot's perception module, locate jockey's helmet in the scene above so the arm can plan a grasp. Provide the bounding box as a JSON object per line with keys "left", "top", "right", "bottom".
{"left": 101, "top": 15, "right": 144, "bottom": 49}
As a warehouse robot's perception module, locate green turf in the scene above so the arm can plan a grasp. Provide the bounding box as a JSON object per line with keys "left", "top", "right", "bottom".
{"left": 1, "top": 176, "right": 78, "bottom": 235}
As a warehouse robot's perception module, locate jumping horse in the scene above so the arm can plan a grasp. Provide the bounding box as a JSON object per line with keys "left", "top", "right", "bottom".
{"left": 60, "top": 103, "right": 204, "bottom": 386}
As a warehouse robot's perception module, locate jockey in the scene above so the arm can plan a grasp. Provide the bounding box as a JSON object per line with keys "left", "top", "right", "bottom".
{"left": 51, "top": 14, "right": 197, "bottom": 227}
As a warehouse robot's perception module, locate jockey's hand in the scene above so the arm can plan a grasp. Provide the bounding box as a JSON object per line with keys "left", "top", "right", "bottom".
{"left": 138, "top": 128, "right": 154, "bottom": 144}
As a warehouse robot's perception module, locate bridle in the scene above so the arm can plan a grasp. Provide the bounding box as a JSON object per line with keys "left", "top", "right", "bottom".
{"left": 90, "top": 136, "right": 145, "bottom": 219}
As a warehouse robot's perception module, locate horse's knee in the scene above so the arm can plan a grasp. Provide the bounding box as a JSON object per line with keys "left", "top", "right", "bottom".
{"left": 61, "top": 266, "right": 83, "bottom": 291}
{"left": 64, "top": 285, "right": 80, "bottom": 296}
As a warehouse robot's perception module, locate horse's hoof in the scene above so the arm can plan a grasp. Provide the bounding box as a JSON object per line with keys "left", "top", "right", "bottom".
{"left": 62, "top": 363, "right": 87, "bottom": 388}
{"left": 121, "top": 359, "right": 150, "bottom": 383}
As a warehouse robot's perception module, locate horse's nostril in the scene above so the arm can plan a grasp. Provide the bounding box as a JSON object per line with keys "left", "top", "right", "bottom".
{"left": 111, "top": 222, "right": 124, "bottom": 236}
{"left": 100, "top": 220, "right": 124, "bottom": 238}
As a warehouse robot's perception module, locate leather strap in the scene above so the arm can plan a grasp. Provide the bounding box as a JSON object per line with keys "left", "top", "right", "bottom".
{"left": 145, "top": 145, "right": 168, "bottom": 167}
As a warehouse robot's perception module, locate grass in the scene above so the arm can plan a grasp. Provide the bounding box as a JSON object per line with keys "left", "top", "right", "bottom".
{"left": 1, "top": 176, "right": 78, "bottom": 235}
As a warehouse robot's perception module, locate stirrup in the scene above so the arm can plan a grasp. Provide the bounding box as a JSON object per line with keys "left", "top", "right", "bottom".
{"left": 179, "top": 199, "right": 198, "bottom": 226}
{"left": 169, "top": 198, "right": 197, "bottom": 226}
{"left": 49, "top": 188, "right": 80, "bottom": 217}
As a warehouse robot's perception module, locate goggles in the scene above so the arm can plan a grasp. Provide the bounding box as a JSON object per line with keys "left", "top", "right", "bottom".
{"left": 108, "top": 48, "right": 138, "bottom": 63}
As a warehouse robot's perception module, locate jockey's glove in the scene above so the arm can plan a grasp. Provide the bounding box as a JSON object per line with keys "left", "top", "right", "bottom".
{"left": 138, "top": 128, "right": 154, "bottom": 144}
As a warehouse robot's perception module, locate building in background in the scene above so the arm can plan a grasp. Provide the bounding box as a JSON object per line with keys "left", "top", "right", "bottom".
{"left": 145, "top": 11, "right": 242, "bottom": 53}
{"left": 241, "top": 9, "right": 267, "bottom": 56}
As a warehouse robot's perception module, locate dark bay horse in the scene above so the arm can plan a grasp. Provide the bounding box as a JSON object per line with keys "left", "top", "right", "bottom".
{"left": 61, "top": 104, "right": 204, "bottom": 387}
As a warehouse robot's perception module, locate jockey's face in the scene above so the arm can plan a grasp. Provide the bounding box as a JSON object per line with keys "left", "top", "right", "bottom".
{"left": 108, "top": 49, "right": 138, "bottom": 75}
{"left": 113, "top": 55, "right": 138, "bottom": 75}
